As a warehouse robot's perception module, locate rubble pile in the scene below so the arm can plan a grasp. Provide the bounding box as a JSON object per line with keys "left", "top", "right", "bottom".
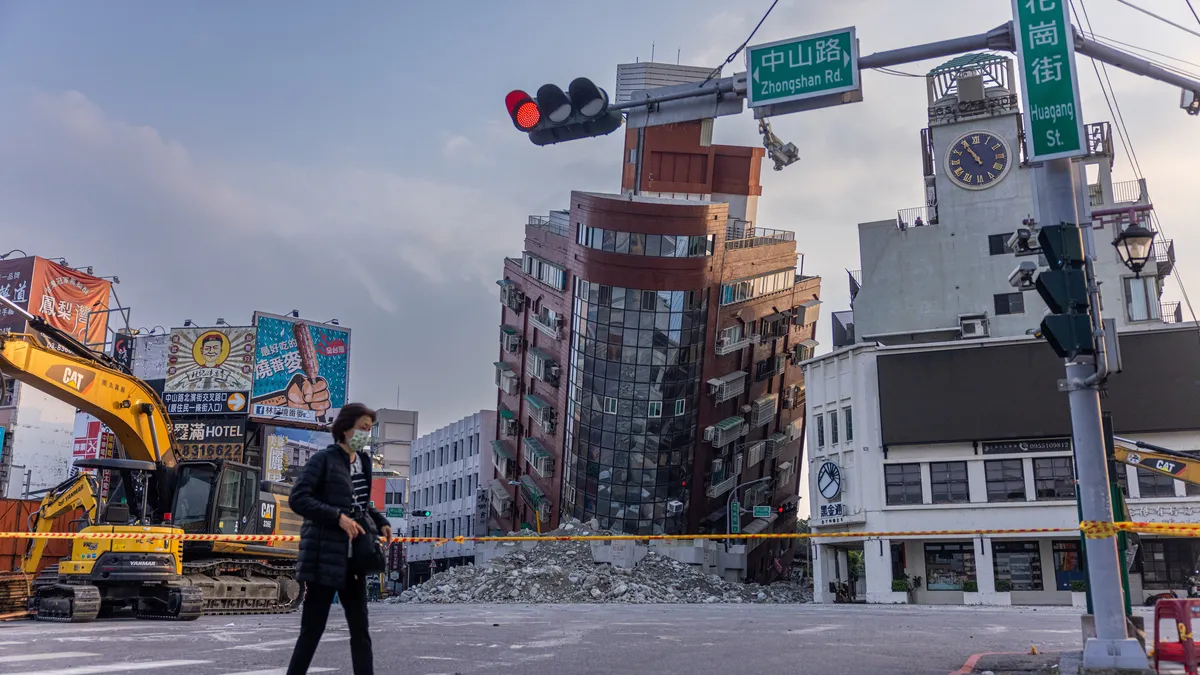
{"left": 393, "top": 521, "right": 812, "bottom": 605}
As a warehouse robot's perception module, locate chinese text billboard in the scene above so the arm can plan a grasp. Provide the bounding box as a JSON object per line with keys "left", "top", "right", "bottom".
{"left": 170, "top": 418, "right": 246, "bottom": 462}
{"left": 0, "top": 257, "right": 35, "bottom": 334}
{"left": 250, "top": 312, "right": 350, "bottom": 426}
{"left": 30, "top": 259, "right": 112, "bottom": 346}
{"left": 165, "top": 326, "right": 256, "bottom": 393}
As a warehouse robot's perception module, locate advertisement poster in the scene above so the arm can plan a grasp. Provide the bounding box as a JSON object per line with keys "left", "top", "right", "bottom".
{"left": 21, "top": 259, "right": 112, "bottom": 346}
{"left": 265, "top": 434, "right": 290, "bottom": 482}
{"left": 250, "top": 312, "right": 350, "bottom": 426}
{"left": 171, "top": 418, "right": 247, "bottom": 462}
{"left": 0, "top": 257, "right": 35, "bottom": 334}
{"left": 112, "top": 332, "right": 136, "bottom": 373}
{"left": 162, "top": 391, "right": 248, "bottom": 416}
{"left": 69, "top": 413, "right": 115, "bottom": 493}
{"left": 165, "top": 326, "right": 256, "bottom": 393}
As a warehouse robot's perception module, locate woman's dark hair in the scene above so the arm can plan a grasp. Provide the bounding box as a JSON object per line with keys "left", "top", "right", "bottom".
{"left": 331, "top": 403, "right": 376, "bottom": 443}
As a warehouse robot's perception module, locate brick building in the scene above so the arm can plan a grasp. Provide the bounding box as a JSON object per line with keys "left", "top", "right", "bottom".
{"left": 490, "top": 119, "right": 821, "bottom": 581}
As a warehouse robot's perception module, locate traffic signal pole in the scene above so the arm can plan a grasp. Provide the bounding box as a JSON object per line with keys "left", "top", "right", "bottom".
{"left": 1035, "top": 158, "right": 1146, "bottom": 669}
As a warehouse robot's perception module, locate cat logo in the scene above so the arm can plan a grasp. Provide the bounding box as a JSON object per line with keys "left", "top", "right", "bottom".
{"left": 46, "top": 364, "right": 96, "bottom": 394}
{"left": 261, "top": 502, "right": 276, "bottom": 520}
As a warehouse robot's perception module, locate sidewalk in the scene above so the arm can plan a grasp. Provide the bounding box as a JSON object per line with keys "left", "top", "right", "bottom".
{"left": 958, "top": 650, "right": 1157, "bottom": 675}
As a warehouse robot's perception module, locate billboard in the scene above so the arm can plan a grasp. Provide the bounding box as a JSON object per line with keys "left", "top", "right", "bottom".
{"left": 170, "top": 418, "right": 246, "bottom": 462}
{"left": 112, "top": 332, "right": 136, "bottom": 373}
{"left": 165, "top": 326, "right": 255, "bottom": 395}
{"left": 0, "top": 257, "right": 35, "bottom": 335}
{"left": 265, "top": 434, "right": 290, "bottom": 482}
{"left": 69, "top": 413, "right": 115, "bottom": 491}
{"left": 250, "top": 312, "right": 350, "bottom": 426}
{"left": 162, "top": 391, "right": 248, "bottom": 416}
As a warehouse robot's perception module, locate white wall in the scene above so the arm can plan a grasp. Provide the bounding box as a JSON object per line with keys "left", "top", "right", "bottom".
{"left": 6, "top": 385, "right": 75, "bottom": 496}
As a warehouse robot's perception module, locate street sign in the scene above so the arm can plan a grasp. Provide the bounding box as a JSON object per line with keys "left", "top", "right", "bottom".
{"left": 753, "top": 505, "right": 771, "bottom": 519}
{"left": 1012, "top": 0, "right": 1086, "bottom": 160}
{"left": 730, "top": 501, "right": 741, "bottom": 534}
{"left": 386, "top": 507, "right": 403, "bottom": 518}
{"left": 746, "top": 27, "right": 859, "bottom": 108}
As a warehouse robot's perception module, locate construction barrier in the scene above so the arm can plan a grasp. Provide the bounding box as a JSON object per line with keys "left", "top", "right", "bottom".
{"left": 3, "top": 521, "right": 1194, "bottom": 545}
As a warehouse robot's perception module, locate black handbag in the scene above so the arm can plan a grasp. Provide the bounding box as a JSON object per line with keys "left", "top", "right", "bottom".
{"left": 349, "top": 507, "right": 386, "bottom": 576}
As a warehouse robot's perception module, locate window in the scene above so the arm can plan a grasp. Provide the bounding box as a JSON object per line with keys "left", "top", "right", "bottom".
{"left": 993, "top": 541, "right": 1043, "bottom": 591}
{"left": 988, "top": 233, "right": 1011, "bottom": 255}
{"left": 1033, "top": 457, "right": 1075, "bottom": 500}
{"left": 522, "top": 252, "right": 567, "bottom": 290}
{"left": 451, "top": 480, "right": 457, "bottom": 500}
{"left": 816, "top": 415, "right": 825, "bottom": 448}
{"left": 924, "top": 542, "right": 975, "bottom": 590}
{"left": 674, "top": 399, "right": 686, "bottom": 416}
{"left": 829, "top": 410, "right": 839, "bottom": 445}
{"left": 843, "top": 406, "right": 853, "bottom": 443}
{"left": 985, "top": 459, "right": 1026, "bottom": 502}
{"left": 1142, "top": 539, "right": 1200, "bottom": 590}
{"left": 1123, "top": 276, "right": 1161, "bottom": 322}
{"left": 1052, "top": 540, "right": 1085, "bottom": 591}
{"left": 930, "top": 461, "right": 969, "bottom": 503}
{"left": 1137, "top": 468, "right": 1177, "bottom": 498}
{"left": 647, "top": 401, "right": 662, "bottom": 418}
{"left": 993, "top": 292, "right": 1025, "bottom": 315}
{"left": 604, "top": 397, "right": 618, "bottom": 414}
{"left": 719, "top": 268, "right": 796, "bottom": 306}
{"left": 884, "top": 463, "right": 923, "bottom": 505}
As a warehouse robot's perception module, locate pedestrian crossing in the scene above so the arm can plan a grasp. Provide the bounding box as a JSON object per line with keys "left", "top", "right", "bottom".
{"left": 0, "top": 639, "right": 342, "bottom": 674}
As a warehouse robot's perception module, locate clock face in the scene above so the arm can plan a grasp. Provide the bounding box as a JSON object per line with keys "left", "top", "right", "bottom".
{"left": 945, "top": 131, "right": 1012, "bottom": 190}
{"left": 817, "top": 461, "right": 842, "bottom": 500}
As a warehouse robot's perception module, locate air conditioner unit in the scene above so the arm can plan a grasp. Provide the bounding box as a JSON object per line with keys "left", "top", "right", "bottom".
{"left": 740, "top": 404, "right": 753, "bottom": 414}
{"left": 703, "top": 426, "right": 716, "bottom": 441}
{"left": 717, "top": 337, "right": 731, "bottom": 351}
{"left": 711, "top": 458, "right": 724, "bottom": 474}
{"left": 960, "top": 316, "right": 989, "bottom": 338}
{"left": 666, "top": 500, "right": 684, "bottom": 514}
{"left": 547, "top": 364, "right": 560, "bottom": 379}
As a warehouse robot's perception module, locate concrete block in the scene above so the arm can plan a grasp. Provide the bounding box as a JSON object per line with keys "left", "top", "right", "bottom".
{"left": 1080, "top": 615, "right": 1146, "bottom": 652}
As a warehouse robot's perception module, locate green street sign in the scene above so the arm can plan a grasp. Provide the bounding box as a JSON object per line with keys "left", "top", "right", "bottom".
{"left": 730, "top": 501, "right": 741, "bottom": 534}
{"left": 746, "top": 27, "right": 859, "bottom": 108}
{"left": 753, "top": 505, "right": 772, "bottom": 519}
{"left": 386, "top": 507, "right": 404, "bottom": 518}
{"left": 1012, "top": 0, "right": 1086, "bottom": 160}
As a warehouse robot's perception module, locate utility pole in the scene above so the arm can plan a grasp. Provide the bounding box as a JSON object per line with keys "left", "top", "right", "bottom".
{"left": 725, "top": 477, "right": 771, "bottom": 548}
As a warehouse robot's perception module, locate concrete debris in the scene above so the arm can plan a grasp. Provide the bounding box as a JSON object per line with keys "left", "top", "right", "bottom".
{"left": 393, "top": 520, "right": 812, "bottom": 605}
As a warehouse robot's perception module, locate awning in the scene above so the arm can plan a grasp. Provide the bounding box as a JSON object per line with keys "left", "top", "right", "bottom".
{"left": 715, "top": 416, "right": 745, "bottom": 431}
{"left": 520, "top": 475, "right": 545, "bottom": 504}
{"left": 501, "top": 324, "right": 519, "bottom": 335}
{"left": 799, "top": 338, "right": 819, "bottom": 349}
{"left": 799, "top": 299, "right": 822, "bottom": 308}
{"left": 761, "top": 311, "right": 787, "bottom": 324}
{"left": 493, "top": 361, "right": 513, "bottom": 372}
{"left": 755, "top": 393, "right": 777, "bottom": 407}
{"left": 490, "top": 481, "right": 513, "bottom": 504}
{"left": 525, "top": 394, "right": 550, "bottom": 410}
{"left": 707, "top": 371, "right": 747, "bottom": 387}
{"left": 523, "top": 436, "right": 550, "bottom": 461}
{"left": 499, "top": 405, "right": 514, "bottom": 420}
{"left": 778, "top": 461, "right": 793, "bottom": 472}
{"left": 491, "top": 439, "right": 514, "bottom": 462}
{"left": 767, "top": 432, "right": 788, "bottom": 446}
{"left": 528, "top": 346, "right": 553, "bottom": 361}
{"left": 497, "top": 279, "right": 514, "bottom": 288}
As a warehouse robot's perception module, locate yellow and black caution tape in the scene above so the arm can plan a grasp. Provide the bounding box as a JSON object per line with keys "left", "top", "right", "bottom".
{"left": 3, "top": 520, "right": 1197, "bottom": 545}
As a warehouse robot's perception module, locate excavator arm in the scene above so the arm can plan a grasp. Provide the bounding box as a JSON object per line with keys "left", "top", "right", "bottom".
{"left": 20, "top": 472, "right": 101, "bottom": 574}
{"left": 0, "top": 332, "right": 175, "bottom": 468}
{"left": 1112, "top": 437, "right": 1200, "bottom": 488}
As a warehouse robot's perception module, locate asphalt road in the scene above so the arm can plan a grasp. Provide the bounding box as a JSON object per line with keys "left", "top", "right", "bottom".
{"left": 0, "top": 603, "right": 1140, "bottom": 675}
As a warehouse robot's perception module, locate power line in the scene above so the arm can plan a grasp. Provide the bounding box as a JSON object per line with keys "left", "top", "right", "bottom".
{"left": 701, "top": 0, "right": 779, "bottom": 85}
{"left": 1113, "top": 0, "right": 1200, "bottom": 39}
{"left": 1089, "top": 33, "right": 1200, "bottom": 76}
{"left": 1079, "top": 2, "right": 1145, "bottom": 179}
{"left": 871, "top": 66, "right": 923, "bottom": 78}
{"left": 1185, "top": 0, "right": 1200, "bottom": 26}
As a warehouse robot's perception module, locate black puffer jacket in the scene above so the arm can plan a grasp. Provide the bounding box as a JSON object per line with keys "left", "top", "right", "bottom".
{"left": 289, "top": 444, "right": 389, "bottom": 589}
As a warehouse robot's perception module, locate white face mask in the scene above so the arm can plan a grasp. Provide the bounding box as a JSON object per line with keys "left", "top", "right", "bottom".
{"left": 348, "top": 429, "right": 372, "bottom": 453}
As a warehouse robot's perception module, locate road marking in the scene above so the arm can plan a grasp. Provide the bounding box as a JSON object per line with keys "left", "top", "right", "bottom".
{"left": 223, "top": 636, "right": 348, "bottom": 651}
{"left": 3, "top": 659, "right": 209, "bottom": 675}
{"left": 0, "top": 652, "right": 97, "bottom": 664}
{"left": 214, "top": 662, "right": 336, "bottom": 667}
{"left": 786, "top": 625, "right": 842, "bottom": 635}
{"left": 416, "top": 656, "right": 455, "bottom": 660}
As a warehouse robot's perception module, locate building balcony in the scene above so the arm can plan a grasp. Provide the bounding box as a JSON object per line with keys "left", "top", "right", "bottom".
{"left": 523, "top": 437, "right": 554, "bottom": 479}
{"left": 491, "top": 439, "right": 517, "bottom": 480}
{"left": 725, "top": 227, "right": 796, "bottom": 252}
{"left": 1162, "top": 301, "right": 1184, "bottom": 324}
{"left": 765, "top": 432, "right": 788, "bottom": 460}
{"left": 530, "top": 312, "right": 563, "bottom": 340}
{"left": 1155, "top": 239, "right": 1176, "bottom": 278}
{"left": 528, "top": 214, "right": 570, "bottom": 238}
{"left": 714, "top": 332, "right": 761, "bottom": 356}
{"left": 707, "top": 371, "right": 747, "bottom": 403}
{"left": 497, "top": 279, "right": 525, "bottom": 313}
{"left": 706, "top": 472, "right": 737, "bottom": 499}
{"left": 1090, "top": 178, "right": 1149, "bottom": 208}
{"left": 705, "top": 416, "right": 748, "bottom": 449}
{"left": 897, "top": 204, "right": 938, "bottom": 229}
{"left": 749, "top": 394, "right": 777, "bottom": 428}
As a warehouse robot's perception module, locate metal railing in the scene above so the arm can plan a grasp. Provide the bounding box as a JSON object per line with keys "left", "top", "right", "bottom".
{"left": 528, "top": 215, "right": 569, "bottom": 237}
{"left": 725, "top": 227, "right": 795, "bottom": 251}
{"left": 1111, "top": 179, "right": 1146, "bottom": 205}
{"left": 1154, "top": 239, "right": 1176, "bottom": 277}
{"left": 706, "top": 473, "right": 737, "bottom": 499}
{"left": 1161, "top": 301, "right": 1183, "bottom": 324}
{"left": 896, "top": 205, "right": 938, "bottom": 229}
{"left": 714, "top": 333, "right": 761, "bottom": 356}
{"left": 530, "top": 314, "right": 561, "bottom": 339}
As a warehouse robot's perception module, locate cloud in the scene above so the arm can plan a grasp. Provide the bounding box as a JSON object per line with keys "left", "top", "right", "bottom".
{"left": 441, "top": 134, "right": 473, "bottom": 157}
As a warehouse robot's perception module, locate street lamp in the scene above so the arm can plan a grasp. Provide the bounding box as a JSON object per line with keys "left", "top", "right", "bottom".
{"left": 0, "top": 250, "right": 27, "bottom": 260}
{"left": 1112, "top": 223, "right": 1156, "bottom": 278}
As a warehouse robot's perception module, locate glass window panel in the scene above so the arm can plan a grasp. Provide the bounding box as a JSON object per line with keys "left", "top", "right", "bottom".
{"left": 614, "top": 231, "right": 630, "bottom": 254}
{"left": 661, "top": 235, "right": 676, "bottom": 257}
{"left": 645, "top": 235, "right": 661, "bottom": 256}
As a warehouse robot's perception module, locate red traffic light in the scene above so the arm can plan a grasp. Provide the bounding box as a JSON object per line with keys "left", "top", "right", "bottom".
{"left": 506, "top": 90, "right": 540, "bottom": 131}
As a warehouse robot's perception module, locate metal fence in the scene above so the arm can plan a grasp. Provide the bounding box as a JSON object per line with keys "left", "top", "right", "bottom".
{"left": 896, "top": 205, "right": 938, "bottom": 229}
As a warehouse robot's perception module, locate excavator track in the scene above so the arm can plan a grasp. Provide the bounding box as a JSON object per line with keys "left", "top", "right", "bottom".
{"left": 133, "top": 584, "right": 205, "bottom": 621}
{"left": 31, "top": 583, "right": 101, "bottom": 623}
{"left": 184, "top": 559, "right": 303, "bottom": 616}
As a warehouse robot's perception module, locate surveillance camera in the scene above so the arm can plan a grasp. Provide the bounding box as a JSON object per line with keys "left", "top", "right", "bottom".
{"left": 1008, "top": 260, "right": 1038, "bottom": 291}
{"left": 1183, "top": 89, "right": 1199, "bottom": 116}
{"left": 769, "top": 143, "right": 800, "bottom": 171}
{"left": 1007, "top": 227, "right": 1036, "bottom": 254}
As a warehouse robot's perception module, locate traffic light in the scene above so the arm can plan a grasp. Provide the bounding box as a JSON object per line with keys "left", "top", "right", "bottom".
{"left": 776, "top": 501, "right": 798, "bottom": 518}
{"left": 1033, "top": 223, "right": 1094, "bottom": 359}
{"left": 411, "top": 510, "right": 432, "bottom": 518}
{"left": 504, "top": 78, "right": 623, "bottom": 146}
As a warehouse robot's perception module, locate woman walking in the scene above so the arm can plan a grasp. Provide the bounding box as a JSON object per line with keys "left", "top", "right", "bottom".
{"left": 287, "top": 403, "right": 392, "bottom": 675}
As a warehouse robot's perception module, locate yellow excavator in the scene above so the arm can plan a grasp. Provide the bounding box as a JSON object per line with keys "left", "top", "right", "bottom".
{"left": 1, "top": 295, "right": 301, "bottom": 621}
{"left": 1111, "top": 436, "right": 1200, "bottom": 487}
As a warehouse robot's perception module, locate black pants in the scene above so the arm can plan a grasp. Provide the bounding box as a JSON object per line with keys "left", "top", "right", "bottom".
{"left": 287, "top": 574, "right": 373, "bottom": 675}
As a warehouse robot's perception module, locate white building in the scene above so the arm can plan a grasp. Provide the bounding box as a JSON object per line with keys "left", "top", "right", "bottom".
{"left": 804, "top": 54, "right": 1197, "bottom": 607}
{"left": 405, "top": 409, "right": 494, "bottom": 584}
{"left": 372, "top": 408, "right": 418, "bottom": 478}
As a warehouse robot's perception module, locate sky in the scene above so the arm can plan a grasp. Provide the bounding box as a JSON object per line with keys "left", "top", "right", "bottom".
{"left": 0, "top": 0, "right": 1197, "bottom": 445}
